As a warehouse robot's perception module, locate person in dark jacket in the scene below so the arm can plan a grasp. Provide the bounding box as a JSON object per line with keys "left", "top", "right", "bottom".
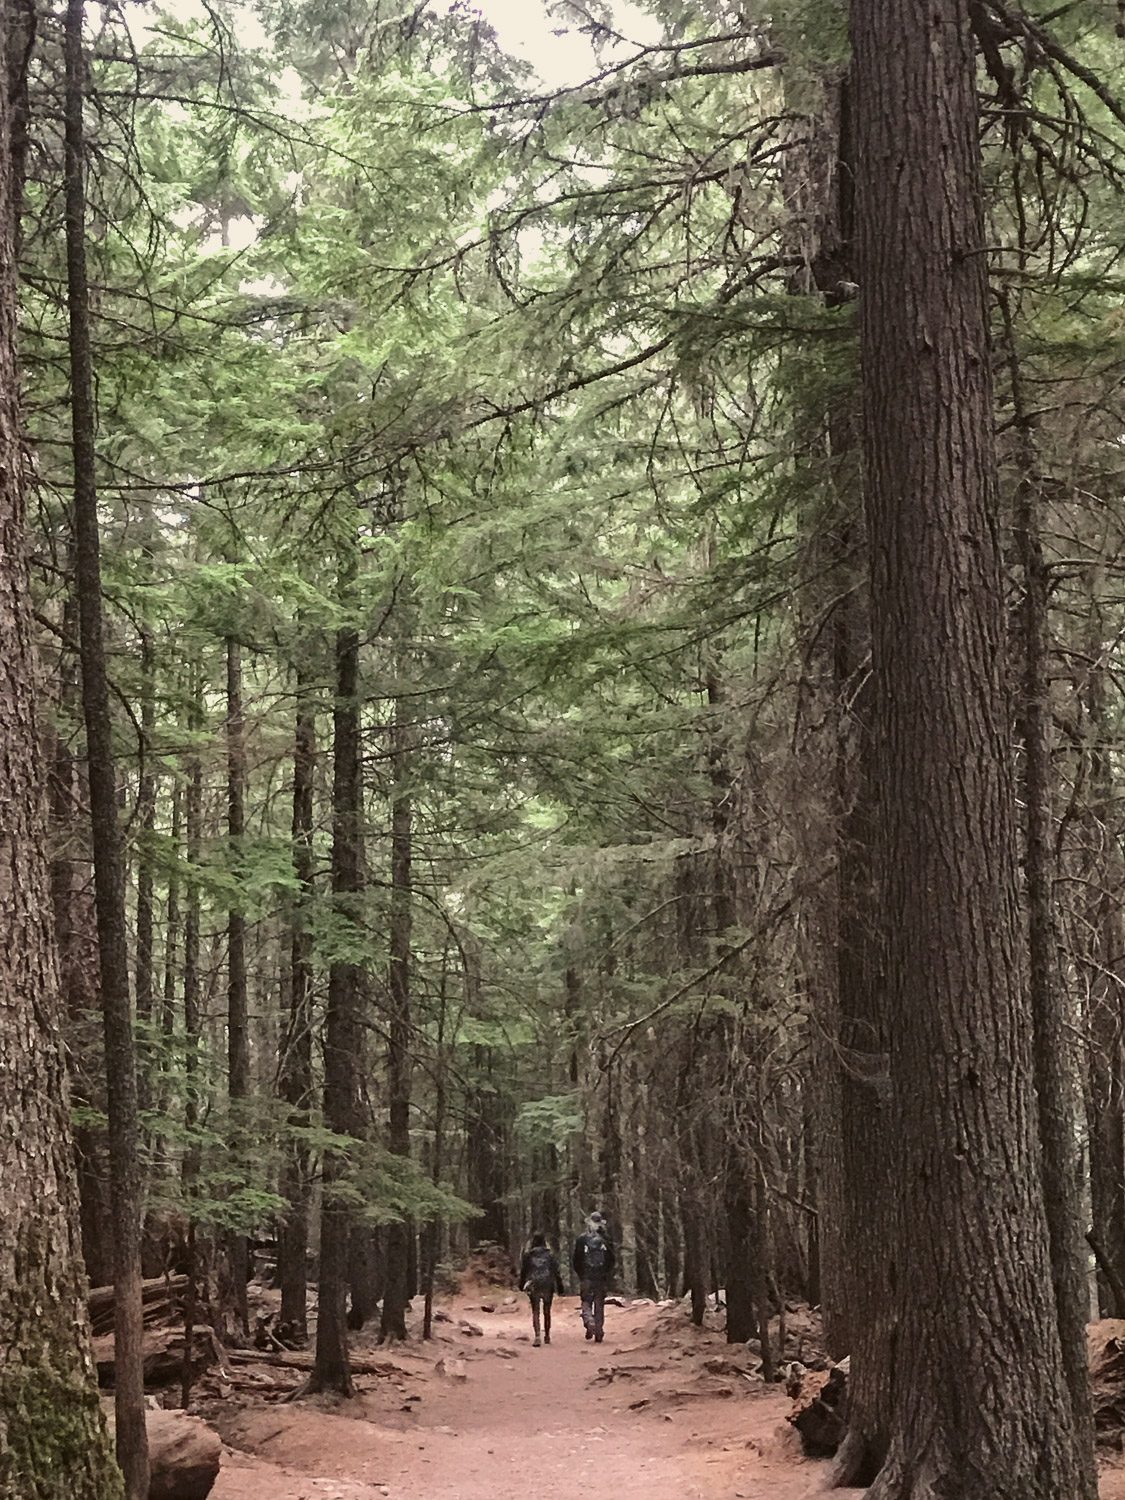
{"left": 572, "top": 1210, "right": 615, "bottom": 1343}
{"left": 519, "top": 1232, "right": 564, "bottom": 1347}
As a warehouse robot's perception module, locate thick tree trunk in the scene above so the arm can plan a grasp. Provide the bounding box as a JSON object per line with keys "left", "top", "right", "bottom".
{"left": 0, "top": 8, "right": 121, "bottom": 1485}
{"left": 347, "top": 1223, "right": 383, "bottom": 1331}
{"left": 278, "top": 689, "right": 316, "bottom": 1339}
{"left": 225, "top": 633, "right": 250, "bottom": 1335}
{"left": 723, "top": 1155, "right": 754, "bottom": 1344}
{"left": 64, "top": 2, "right": 148, "bottom": 1491}
{"left": 307, "top": 598, "right": 362, "bottom": 1397}
{"left": 850, "top": 0, "right": 1094, "bottom": 1491}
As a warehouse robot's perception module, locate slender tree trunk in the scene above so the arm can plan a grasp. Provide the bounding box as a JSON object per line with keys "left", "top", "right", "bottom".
{"left": 135, "top": 623, "right": 157, "bottom": 1032}
{"left": 1084, "top": 619, "right": 1125, "bottom": 1315}
{"left": 0, "top": 7, "right": 121, "bottom": 1483}
{"left": 64, "top": 3, "right": 148, "bottom": 1490}
{"left": 850, "top": 0, "right": 1093, "bottom": 1490}
{"left": 827, "top": 664, "right": 892, "bottom": 1488}
{"left": 278, "top": 686, "right": 315, "bottom": 1338}
{"left": 1004, "top": 296, "right": 1097, "bottom": 1493}
{"left": 380, "top": 680, "right": 414, "bottom": 1341}
{"left": 789, "top": 63, "right": 864, "bottom": 1371}
{"left": 423, "top": 947, "right": 450, "bottom": 1340}
{"left": 308, "top": 588, "right": 362, "bottom": 1396}
{"left": 177, "top": 676, "right": 204, "bottom": 1406}
{"left": 226, "top": 633, "right": 250, "bottom": 1335}
{"left": 49, "top": 594, "right": 114, "bottom": 1290}
{"left": 162, "top": 781, "right": 182, "bottom": 1040}
{"left": 751, "top": 1170, "right": 774, "bottom": 1382}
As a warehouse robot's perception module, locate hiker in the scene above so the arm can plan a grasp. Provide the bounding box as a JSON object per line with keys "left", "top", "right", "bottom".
{"left": 572, "top": 1210, "right": 615, "bottom": 1343}
{"left": 519, "top": 1231, "right": 564, "bottom": 1348}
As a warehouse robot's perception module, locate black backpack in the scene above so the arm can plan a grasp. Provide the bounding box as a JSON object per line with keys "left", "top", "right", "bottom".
{"left": 527, "top": 1245, "right": 555, "bottom": 1291}
{"left": 583, "top": 1232, "right": 608, "bottom": 1277}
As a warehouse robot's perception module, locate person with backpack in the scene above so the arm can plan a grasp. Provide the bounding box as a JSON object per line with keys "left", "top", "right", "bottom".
{"left": 519, "top": 1232, "right": 564, "bottom": 1347}
{"left": 572, "top": 1210, "right": 615, "bottom": 1343}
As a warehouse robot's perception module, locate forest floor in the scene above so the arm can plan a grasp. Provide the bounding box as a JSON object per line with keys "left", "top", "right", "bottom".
{"left": 205, "top": 1292, "right": 842, "bottom": 1500}
{"left": 201, "top": 1291, "right": 1125, "bottom": 1500}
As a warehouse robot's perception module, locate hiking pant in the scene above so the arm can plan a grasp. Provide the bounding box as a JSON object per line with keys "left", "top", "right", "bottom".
{"left": 580, "top": 1278, "right": 607, "bottom": 1338}
{"left": 529, "top": 1290, "right": 553, "bottom": 1341}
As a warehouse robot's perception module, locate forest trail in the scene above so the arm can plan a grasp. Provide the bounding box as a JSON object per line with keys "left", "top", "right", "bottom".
{"left": 210, "top": 1297, "right": 836, "bottom": 1500}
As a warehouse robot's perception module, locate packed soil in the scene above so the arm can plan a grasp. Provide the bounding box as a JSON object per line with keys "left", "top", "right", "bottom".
{"left": 204, "top": 1294, "right": 836, "bottom": 1500}
{"left": 201, "top": 1294, "right": 1125, "bottom": 1500}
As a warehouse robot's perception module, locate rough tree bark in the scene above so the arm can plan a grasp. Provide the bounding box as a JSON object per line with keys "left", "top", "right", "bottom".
{"left": 850, "top": 0, "right": 1095, "bottom": 1491}
{"left": 64, "top": 1, "right": 148, "bottom": 1491}
{"left": 1004, "top": 295, "right": 1097, "bottom": 1494}
{"left": 307, "top": 580, "right": 362, "bottom": 1397}
{"left": 1084, "top": 607, "right": 1125, "bottom": 1316}
{"left": 787, "top": 63, "right": 863, "bottom": 1367}
{"left": 0, "top": 3, "right": 122, "bottom": 1487}
{"left": 278, "top": 682, "right": 316, "bottom": 1339}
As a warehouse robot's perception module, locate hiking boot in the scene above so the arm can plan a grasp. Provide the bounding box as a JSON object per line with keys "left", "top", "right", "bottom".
{"left": 585, "top": 1328, "right": 594, "bottom": 1341}
{"left": 533, "top": 1337, "right": 541, "bottom": 1348}
{"left": 544, "top": 1334, "right": 551, "bottom": 1345}
{"left": 595, "top": 1333, "right": 604, "bottom": 1343}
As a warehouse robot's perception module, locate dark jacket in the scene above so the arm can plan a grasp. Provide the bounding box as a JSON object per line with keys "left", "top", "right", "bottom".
{"left": 520, "top": 1245, "right": 564, "bottom": 1295}
{"left": 572, "top": 1229, "right": 615, "bottom": 1283}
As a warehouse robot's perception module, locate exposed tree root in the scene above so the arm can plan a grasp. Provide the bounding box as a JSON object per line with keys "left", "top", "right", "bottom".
{"left": 823, "top": 1428, "right": 882, "bottom": 1490}
{"left": 863, "top": 1450, "right": 941, "bottom": 1500}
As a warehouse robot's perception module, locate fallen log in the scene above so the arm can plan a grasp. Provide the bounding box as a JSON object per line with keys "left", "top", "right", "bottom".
{"left": 88, "top": 1274, "right": 189, "bottom": 1337}
{"left": 103, "top": 1404, "right": 221, "bottom": 1500}
{"left": 93, "top": 1326, "right": 215, "bottom": 1390}
{"left": 225, "top": 1346, "right": 412, "bottom": 1379}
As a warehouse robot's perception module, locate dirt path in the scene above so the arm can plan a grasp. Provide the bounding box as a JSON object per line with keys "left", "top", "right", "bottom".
{"left": 211, "top": 1296, "right": 830, "bottom": 1500}
{"left": 208, "top": 1294, "right": 1125, "bottom": 1500}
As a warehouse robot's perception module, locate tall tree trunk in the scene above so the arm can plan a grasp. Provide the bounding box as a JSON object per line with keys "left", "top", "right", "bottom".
{"left": 850, "top": 0, "right": 1093, "bottom": 1491}
{"left": 182, "top": 685, "right": 203, "bottom": 1173}
{"left": 827, "top": 664, "right": 892, "bottom": 1488}
{"left": 49, "top": 592, "right": 113, "bottom": 1290}
{"left": 789, "top": 61, "right": 864, "bottom": 1371}
{"left": 64, "top": 2, "right": 148, "bottom": 1491}
{"left": 1004, "top": 295, "right": 1097, "bottom": 1492}
{"left": 162, "top": 780, "right": 182, "bottom": 1041}
{"left": 308, "top": 588, "right": 362, "bottom": 1396}
{"left": 278, "top": 685, "right": 316, "bottom": 1338}
{"left": 379, "top": 683, "right": 413, "bottom": 1342}
{"left": 1083, "top": 605, "right": 1125, "bottom": 1315}
{"left": 225, "top": 633, "right": 250, "bottom": 1335}
{"left": 0, "top": 5, "right": 120, "bottom": 1481}
{"left": 179, "top": 680, "right": 204, "bottom": 1408}
{"left": 135, "top": 623, "right": 157, "bottom": 1034}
